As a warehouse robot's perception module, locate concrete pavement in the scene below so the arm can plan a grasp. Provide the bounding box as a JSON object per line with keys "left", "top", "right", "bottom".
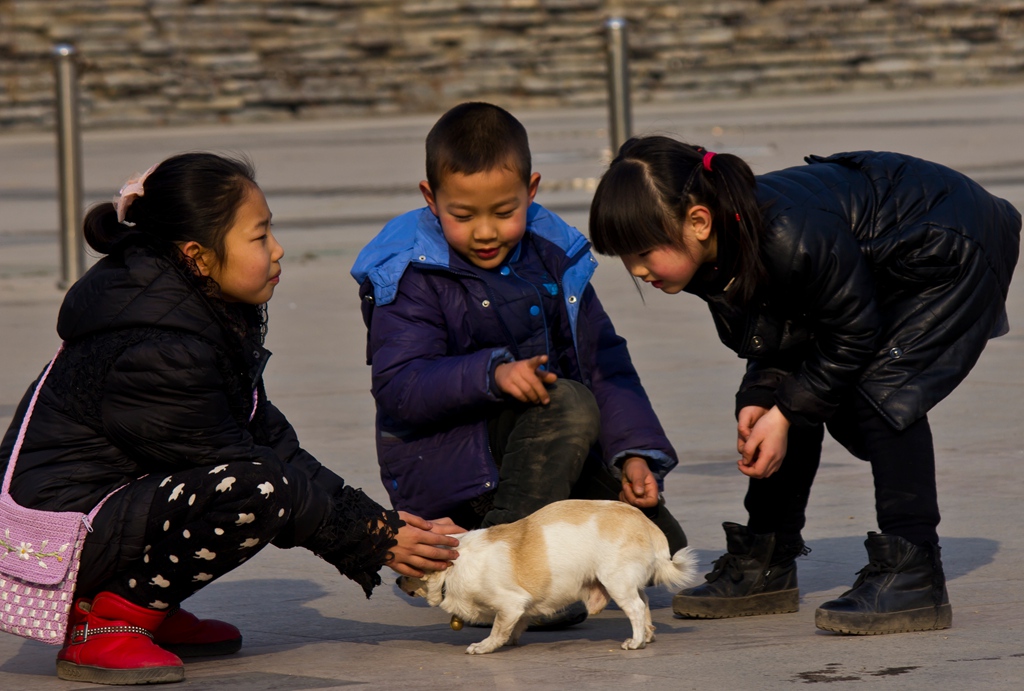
{"left": 1, "top": 84, "right": 1023, "bottom": 689}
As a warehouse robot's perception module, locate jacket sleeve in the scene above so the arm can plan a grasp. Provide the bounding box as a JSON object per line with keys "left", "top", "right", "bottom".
{"left": 582, "top": 285, "right": 679, "bottom": 480}
{"left": 101, "top": 337, "right": 334, "bottom": 546}
{"left": 260, "top": 400, "right": 345, "bottom": 498}
{"left": 369, "top": 270, "right": 508, "bottom": 427}
{"left": 751, "top": 207, "right": 882, "bottom": 425}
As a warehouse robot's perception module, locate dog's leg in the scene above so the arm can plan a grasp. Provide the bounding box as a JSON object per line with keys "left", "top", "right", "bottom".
{"left": 639, "top": 588, "right": 655, "bottom": 644}
{"left": 607, "top": 585, "right": 651, "bottom": 650}
{"left": 584, "top": 581, "right": 611, "bottom": 615}
{"left": 466, "top": 609, "right": 523, "bottom": 655}
{"left": 507, "top": 616, "right": 530, "bottom": 646}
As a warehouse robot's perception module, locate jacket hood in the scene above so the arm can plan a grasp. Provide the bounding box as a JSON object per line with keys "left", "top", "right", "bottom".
{"left": 351, "top": 203, "right": 593, "bottom": 306}
{"left": 57, "top": 245, "right": 225, "bottom": 344}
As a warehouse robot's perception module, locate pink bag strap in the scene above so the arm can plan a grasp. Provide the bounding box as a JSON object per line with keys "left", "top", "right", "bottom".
{"left": 2, "top": 344, "right": 63, "bottom": 498}
{"left": 1, "top": 344, "right": 121, "bottom": 525}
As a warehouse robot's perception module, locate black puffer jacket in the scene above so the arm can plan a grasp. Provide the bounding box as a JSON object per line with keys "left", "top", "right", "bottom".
{"left": 0, "top": 244, "right": 393, "bottom": 589}
{"left": 686, "top": 151, "right": 1020, "bottom": 430}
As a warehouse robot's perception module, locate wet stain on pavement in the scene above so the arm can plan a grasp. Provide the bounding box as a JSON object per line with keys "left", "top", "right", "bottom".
{"left": 793, "top": 662, "right": 918, "bottom": 683}
{"left": 794, "top": 663, "right": 860, "bottom": 683}
{"left": 869, "top": 666, "right": 919, "bottom": 677}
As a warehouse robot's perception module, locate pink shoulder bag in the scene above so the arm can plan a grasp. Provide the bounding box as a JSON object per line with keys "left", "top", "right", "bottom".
{"left": 0, "top": 347, "right": 122, "bottom": 645}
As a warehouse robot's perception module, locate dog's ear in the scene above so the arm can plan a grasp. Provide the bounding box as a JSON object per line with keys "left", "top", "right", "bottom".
{"left": 424, "top": 570, "right": 448, "bottom": 608}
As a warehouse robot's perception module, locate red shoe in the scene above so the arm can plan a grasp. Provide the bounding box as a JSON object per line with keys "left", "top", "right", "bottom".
{"left": 154, "top": 607, "right": 243, "bottom": 657}
{"left": 56, "top": 592, "right": 184, "bottom": 684}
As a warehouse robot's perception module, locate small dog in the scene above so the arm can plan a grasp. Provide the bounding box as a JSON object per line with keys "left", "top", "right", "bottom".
{"left": 397, "top": 499, "right": 698, "bottom": 654}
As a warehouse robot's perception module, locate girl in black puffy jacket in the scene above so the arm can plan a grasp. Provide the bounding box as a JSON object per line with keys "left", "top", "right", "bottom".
{"left": 0, "top": 153, "right": 460, "bottom": 685}
{"left": 588, "top": 136, "right": 1020, "bottom": 636}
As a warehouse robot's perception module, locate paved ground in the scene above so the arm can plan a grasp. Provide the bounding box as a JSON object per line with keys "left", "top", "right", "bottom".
{"left": 1, "top": 84, "right": 1023, "bottom": 689}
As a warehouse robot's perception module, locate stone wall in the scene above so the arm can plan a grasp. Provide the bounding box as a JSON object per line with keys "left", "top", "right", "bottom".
{"left": 2, "top": 0, "right": 1023, "bottom": 131}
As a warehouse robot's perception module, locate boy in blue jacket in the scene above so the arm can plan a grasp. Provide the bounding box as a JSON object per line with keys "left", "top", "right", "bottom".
{"left": 351, "top": 103, "right": 686, "bottom": 564}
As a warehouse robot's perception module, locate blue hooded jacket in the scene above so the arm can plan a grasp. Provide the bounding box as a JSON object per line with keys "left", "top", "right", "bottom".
{"left": 351, "top": 204, "right": 678, "bottom": 518}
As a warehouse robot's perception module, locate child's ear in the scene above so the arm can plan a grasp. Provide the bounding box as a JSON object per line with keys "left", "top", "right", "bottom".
{"left": 180, "top": 240, "right": 212, "bottom": 276}
{"left": 527, "top": 172, "right": 541, "bottom": 203}
{"left": 689, "top": 205, "right": 714, "bottom": 242}
{"left": 419, "top": 181, "right": 439, "bottom": 217}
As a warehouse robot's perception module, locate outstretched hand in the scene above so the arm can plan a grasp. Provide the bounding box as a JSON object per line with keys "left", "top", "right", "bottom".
{"left": 619, "top": 456, "right": 659, "bottom": 508}
{"left": 495, "top": 354, "right": 558, "bottom": 404}
{"left": 737, "top": 405, "right": 790, "bottom": 479}
{"left": 385, "top": 512, "right": 463, "bottom": 577}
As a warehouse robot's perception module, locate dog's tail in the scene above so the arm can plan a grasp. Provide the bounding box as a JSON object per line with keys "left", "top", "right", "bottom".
{"left": 652, "top": 546, "right": 699, "bottom": 590}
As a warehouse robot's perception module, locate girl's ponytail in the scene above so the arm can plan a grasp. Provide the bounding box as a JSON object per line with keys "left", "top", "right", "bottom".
{"left": 83, "top": 202, "right": 135, "bottom": 255}
{"left": 702, "top": 152, "right": 767, "bottom": 304}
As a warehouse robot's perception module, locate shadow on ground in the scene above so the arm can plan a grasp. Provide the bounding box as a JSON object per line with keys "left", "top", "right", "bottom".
{"left": 0, "top": 535, "right": 996, "bottom": 688}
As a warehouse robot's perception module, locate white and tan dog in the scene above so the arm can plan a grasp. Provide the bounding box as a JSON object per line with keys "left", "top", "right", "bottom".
{"left": 397, "top": 499, "right": 698, "bottom": 654}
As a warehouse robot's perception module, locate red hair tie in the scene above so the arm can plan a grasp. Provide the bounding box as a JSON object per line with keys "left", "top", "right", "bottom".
{"left": 702, "top": 151, "right": 717, "bottom": 171}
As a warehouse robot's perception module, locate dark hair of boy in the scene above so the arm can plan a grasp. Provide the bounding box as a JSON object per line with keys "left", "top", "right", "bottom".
{"left": 589, "top": 135, "right": 768, "bottom": 305}
{"left": 425, "top": 102, "right": 532, "bottom": 193}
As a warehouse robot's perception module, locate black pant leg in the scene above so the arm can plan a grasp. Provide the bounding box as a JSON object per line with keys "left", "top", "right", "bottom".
{"left": 827, "top": 397, "right": 940, "bottom": 546}
{"left": 744, "top": 422, "right": 825, "bottom": 541}
{"left": 481, "top": 379, "right": 600, "bottom": 527}
{"left": 81, "top": 461, "right": 291, "bottom": 610}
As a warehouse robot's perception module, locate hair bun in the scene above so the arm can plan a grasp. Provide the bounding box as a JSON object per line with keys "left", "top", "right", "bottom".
{"left": 83, "top": 202, "right": 134, "bottom": 254}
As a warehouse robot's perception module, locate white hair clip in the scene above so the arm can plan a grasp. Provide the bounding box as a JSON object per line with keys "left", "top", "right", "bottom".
{"left": 114, "top": 163, "right": 158, "bottom": 224}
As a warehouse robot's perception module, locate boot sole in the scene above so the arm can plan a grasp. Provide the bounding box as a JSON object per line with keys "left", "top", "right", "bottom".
{"left": 673, "top": 589, "right": 799, "bottom": 619}
{"left": 56, "top": 661, "right": 184, "bottom": 685}
{"left": 158, "top": 636, "right": 242, "bottom": 658}
{"left": 814, "top": 603, "right": 952, "bottom": 635}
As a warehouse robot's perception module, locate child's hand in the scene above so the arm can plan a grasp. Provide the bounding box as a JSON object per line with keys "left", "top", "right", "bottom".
{"left": 495, "top": 355, "right": 558, "bottom": 404}
{"left": 424, "top": 516, "right": 469, "bottom": 535}
{"left": 737, "top": 405, "right": 770, "bottom": 454}
{"left": 620, "top": 456, "right": 659, "bottom": 508}
{"left": 737, "top": 406, "right": 790, "bottom": 479}
{"left": 385, "top": 511, "right": 461, "bottom": 577}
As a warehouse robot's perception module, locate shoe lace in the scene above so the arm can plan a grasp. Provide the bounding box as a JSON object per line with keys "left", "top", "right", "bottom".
{"left": 706, "top": 553, "right": 746, "bottom": 583}
{"left": 851, "top": 560, "right": 894, "bottom": 588}
{"left": 707, "top": 544, "right": 811, "bottom": 583}
{"left": 776, "top": 544, "right": 812, "bottom": 562}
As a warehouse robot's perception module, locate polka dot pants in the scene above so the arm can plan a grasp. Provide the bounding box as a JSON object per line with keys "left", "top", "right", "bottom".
{"left": 100, "top": 461, "right": 290, "bottom": 611}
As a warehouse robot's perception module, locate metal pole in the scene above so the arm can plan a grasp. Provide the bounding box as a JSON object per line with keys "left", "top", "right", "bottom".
{"left": 604, "top": 17, "right": 632, "bottom": 156}
{"left": 53, "top": 43, "right": 85, "bottom": 289}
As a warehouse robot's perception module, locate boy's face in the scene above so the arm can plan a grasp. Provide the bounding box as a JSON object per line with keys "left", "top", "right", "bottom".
{"left": 420, "top": 166, "right": 541, "bottom": 270}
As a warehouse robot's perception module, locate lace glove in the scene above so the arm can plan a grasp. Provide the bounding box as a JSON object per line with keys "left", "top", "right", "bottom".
{"left": 303, "top": 486, "right": 404, "bottom": 598}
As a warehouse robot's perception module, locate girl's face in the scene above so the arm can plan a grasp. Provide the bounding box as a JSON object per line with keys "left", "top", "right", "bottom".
{"left": 620, "top": 207, "right": 716, "bottom": 294}
{"left": 203, "top": 185, "right": 284, "bottom": 304}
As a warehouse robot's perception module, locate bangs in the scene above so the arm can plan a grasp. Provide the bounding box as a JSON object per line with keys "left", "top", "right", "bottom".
{"left": 589, "top": 160, "right": 675, "bottom": 256}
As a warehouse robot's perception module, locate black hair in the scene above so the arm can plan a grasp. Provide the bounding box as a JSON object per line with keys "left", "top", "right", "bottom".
{"left": 425, "top": 102, "right": 532, "bottom": 193}
{"left": 589, "top": 135, "right": 767, "bottom": 305}
{"left": 84, "top": 152, "right": 266, "bottom": 343}
{"left": 84, "top": 152, "right": 257, "bottom": 264}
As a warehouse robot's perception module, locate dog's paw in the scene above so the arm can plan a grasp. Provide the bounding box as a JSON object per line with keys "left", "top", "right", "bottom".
{"left": 645, "top": 624, "right": 656, "bottom": 644}
{"left": 621, "top": 637, "right": 647, "bottom": 651}
{"left": 466, "top": 641, "right": 499, "bottom": 655}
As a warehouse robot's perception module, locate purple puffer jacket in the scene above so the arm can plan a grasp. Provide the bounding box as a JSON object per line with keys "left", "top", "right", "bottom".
{"left": 351, "top": 204, "right": 677, "bottom": 518}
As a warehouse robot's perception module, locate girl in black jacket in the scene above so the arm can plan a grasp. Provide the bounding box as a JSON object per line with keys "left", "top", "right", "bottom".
{"left": 588, "top": 136, "right": 1020, "bottom": 635}
{"left": 0, "top": 153, "right": 460, "bottom": 684}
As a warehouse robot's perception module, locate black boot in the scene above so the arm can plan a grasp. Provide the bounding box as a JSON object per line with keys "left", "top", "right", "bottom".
{"left": 672, "top": 522, "right": 805, "bottom": 619}
{"left": 815, "top": 532, "right": 952, "bottom": 635}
